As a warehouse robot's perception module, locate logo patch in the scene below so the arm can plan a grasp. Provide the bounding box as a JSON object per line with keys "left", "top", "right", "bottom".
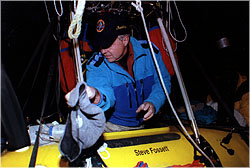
{"left": 116, "top": 25, "right": 127, "bottom": 30}
{"left": 96, "top": 19, "right": 105, "bottom": 32}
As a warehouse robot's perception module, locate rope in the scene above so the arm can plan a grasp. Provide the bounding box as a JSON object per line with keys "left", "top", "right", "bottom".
{"left": 74, "top": 0, "right": 77, "bottom": 12}
{"left": 54, "top": 0, "right": 63, "bottom": 17}
{"left": 132, "top": 0, "right": 169, "bottom": 105}
{"left": 132, "top": 1, "right": 215, "bottom": 167}
{"left": 68, "top": 0, "right": 86, "bottom": 39}
{"left": 85, "top": 157, "right": 92, "bottom": 168}
{"left": 167, "top": 0, "right": 187, "bottom": 43}
{"left": 97, "top": 143, "right": 110, "bottom": 160}
{"left": 131, "top": 0, "right": 143, "bottom": 12}
{"left": 29, "top": 43, "right": 57, "bottom": 167}
{"left": 44, "top": 0, "right": 57, "bottom": 41}
{"left": 44, "top": 0, "right": 51, "bottom": 22}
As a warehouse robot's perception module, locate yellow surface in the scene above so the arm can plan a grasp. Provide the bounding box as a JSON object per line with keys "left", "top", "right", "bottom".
{"left": 1, "top": 143, "right": 68, "bottom": 167}
{"left": 103, "top": 126, "right": 171, "bottom": 140}
{"left": 101, "top": 126, "right": 249, "bottom": 167}
{"left": 101, "top": 133, "right": 194, "bottom": 167}
{"left": 199, "top": 128, "right": 249, "bottom": 167}
{"left": 1, "top": 126, "right": 249, "bottom": 167}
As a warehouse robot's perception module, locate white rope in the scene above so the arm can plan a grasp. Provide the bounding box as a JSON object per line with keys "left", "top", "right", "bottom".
{"left": 68, "top": 0, "right": 86, "bottom": 39}
{"left": 132, "top": 0, "right": 169, "bottom": 106}
{"left": 74, "top": 0, "right": 77, "bottom": 12}
{"left": 97, "top": 143, "right": 110, "bottom": 160}
{"left": 167, "top": 0, "right": 187, "bottom": 43}
{"left": 69, "top": 10, "right": 84, "bottom": 82}
{"left": 85, "top": 157, "right": 92, "bottom": 168}
{"left": 54, "top": 0, "right": 63, "bottom": 17}
{"left": 131, "top": 0, "right": 143, "bottom": 12}
{"left": 132, "top": 1, "right": 215, "bottom": 167}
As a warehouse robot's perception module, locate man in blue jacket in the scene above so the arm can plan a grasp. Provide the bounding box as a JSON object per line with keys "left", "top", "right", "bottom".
{"left": 86, "top": 13, "right": 171, "bottom": 132}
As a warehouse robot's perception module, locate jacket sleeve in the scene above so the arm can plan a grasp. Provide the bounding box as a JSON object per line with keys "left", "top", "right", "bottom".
{"left": 86, "top": 54, "right": 116, "bottom": 112}
{"left": 144, "top": 44, "right": 171, "bottom": 114}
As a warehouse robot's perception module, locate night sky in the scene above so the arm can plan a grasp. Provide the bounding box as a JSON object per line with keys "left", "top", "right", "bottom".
{"left": 1, "top": 1, "right": 249, "bottom": 123}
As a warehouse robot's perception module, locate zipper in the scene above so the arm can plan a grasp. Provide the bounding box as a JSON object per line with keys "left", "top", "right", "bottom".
{"left": 126, "top": 83, "right": 132, "bottom": 108}
{"left": 140, "top": 79, "right": 144, "bottom": 100}
{"left": 132, "top": 54, "right": 146, "bottom": 107}
{"left": 133, "top": 82, "right": 139, "bottom": 107}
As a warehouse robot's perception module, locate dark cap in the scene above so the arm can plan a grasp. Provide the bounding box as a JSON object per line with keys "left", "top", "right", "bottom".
{"left": 92, "top": 13, "right": 129, "bottom": 50}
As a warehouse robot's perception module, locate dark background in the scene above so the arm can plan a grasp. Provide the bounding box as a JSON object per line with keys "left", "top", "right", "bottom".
{"left": 1, "top": 1, "right": 249, "bottom": 124}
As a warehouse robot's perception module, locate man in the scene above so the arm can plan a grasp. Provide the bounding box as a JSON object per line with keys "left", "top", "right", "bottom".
{"left": 86, "top": 13, "right": 171, "bottom": 132}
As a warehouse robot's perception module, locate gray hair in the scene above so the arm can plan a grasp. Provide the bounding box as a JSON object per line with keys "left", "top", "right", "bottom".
{"left": 118, "top": 34, "right": 129, "bottom": 41}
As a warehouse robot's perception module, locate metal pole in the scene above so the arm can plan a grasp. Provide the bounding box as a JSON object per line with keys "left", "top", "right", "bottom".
{"left": 157, "top": 17, "right": 200, "bottom": 143}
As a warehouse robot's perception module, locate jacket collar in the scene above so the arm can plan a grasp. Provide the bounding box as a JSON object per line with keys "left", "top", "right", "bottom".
{"left": 130, "top": 36, "right": 146, "bottom": 60}
{"left": 103, "top": 36, "right": 146, "bottom": 81}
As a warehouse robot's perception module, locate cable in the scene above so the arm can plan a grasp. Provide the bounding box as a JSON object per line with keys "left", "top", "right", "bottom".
{"left": 159, "top": 16, "right": 215, "bottom": 167}
{"left": 44, "top": 0, "right": 57, "bottom": 41}
{"left": 220, "top": 142, "right": 234, "bottom": 155}
{"left": 219, "top": 128, "right": 235, "bottom": 155}
{"left": 44, "top": 0, "right": 51, "bottom": 23}
{"left": 54, "top": 0, "right": 63, "bottom": 17}
{"left": 167, "top": 0, "right": 187, "bottom": 43}
{"left": 29, "top": 37, "right": 58, "bottom": 167}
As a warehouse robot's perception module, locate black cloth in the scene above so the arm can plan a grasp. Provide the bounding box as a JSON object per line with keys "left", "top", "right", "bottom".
{"left": 59, "top": 82, "right": 105, "bottom": 162}
{"left": 1, "top": 64, "right": 30, "bottom": 151}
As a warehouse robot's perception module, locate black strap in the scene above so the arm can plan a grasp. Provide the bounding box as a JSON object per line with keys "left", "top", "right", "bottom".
{"left": 28, "top": 19, "right": 57, "bottom": 167}
{"left": 29, "top": 126, "right": 41, "bottom": 167}
{"left": 96, "top": 153, "right": 108, "bottom": 168}
{"left": 18, "top": 20, "right": 54, "bottom": 112}
{"left": 29, "top": 48, "right": 58, "bottom": 167}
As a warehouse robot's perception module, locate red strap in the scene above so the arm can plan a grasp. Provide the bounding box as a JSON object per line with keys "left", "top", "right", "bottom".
{"left": 60, "top": 39, "right": 76, "bottom": 93}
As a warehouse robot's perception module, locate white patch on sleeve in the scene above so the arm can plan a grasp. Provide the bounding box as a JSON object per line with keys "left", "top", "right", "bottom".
{"left": 76, "top": 115, "right": 83, "bottom": 128}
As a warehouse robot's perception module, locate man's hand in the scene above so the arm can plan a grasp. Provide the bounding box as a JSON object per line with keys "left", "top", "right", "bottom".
{"left": 86, "top": 86, "right": 97, "bottom": 99}
{"left": 136, "top": 102, "right": 155, "bottom": 121}
{"left": 65, "top": 88, "right": 74, "bottom": 103}
{"left": 86, "top": 86, "right": 101, "bottom": 104}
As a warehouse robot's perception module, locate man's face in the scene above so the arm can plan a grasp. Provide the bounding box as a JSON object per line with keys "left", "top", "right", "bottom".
{"left": 100, "top": 35, "right": 129, "bottom": 63}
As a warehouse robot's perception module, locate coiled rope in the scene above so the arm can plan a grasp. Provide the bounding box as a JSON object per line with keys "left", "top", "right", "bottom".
{"left": 68, "top": 0, "right": 86, "bottom": 39}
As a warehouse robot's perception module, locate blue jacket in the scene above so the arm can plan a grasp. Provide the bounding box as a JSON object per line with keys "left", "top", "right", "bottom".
{"left": 86, "top": 36, "right": 171, "bottom": 126}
